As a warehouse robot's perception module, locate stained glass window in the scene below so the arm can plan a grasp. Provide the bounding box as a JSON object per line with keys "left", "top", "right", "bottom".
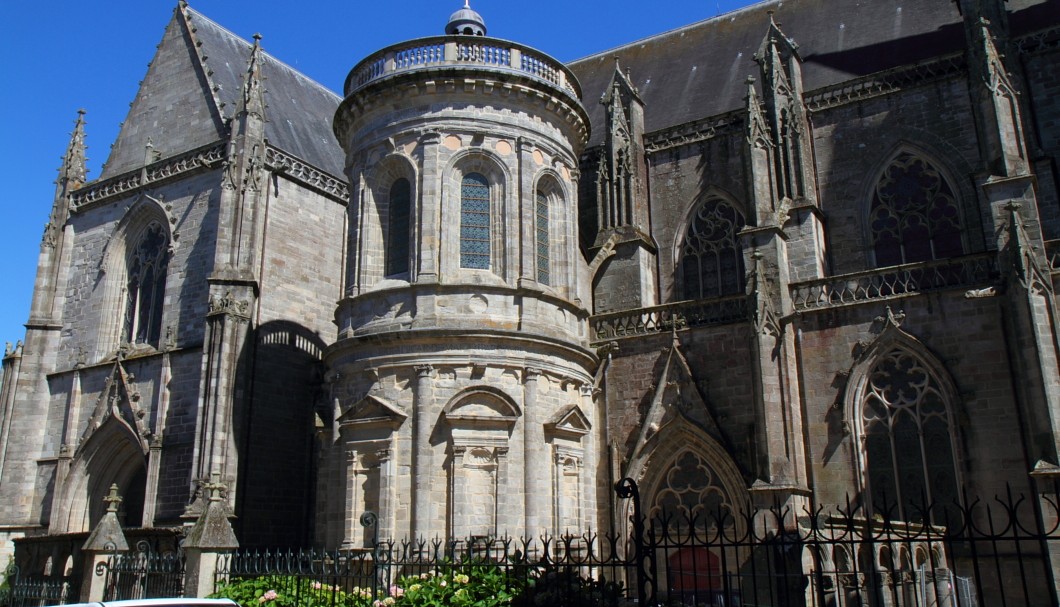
{"left": 124, "top": 221, "right": 169, "bottom": 347}
{"left": 680, "top": 197, "right": 746, "bottom": 301}
{"left": 460, "top": 173, "right": 491, "bottom": 269}
{"left": 536, "top": 190, "right": 550, "bottom": 285}
{"left": 386, "top": 178, "right": 411, "bottom": 276}
{"left": 870, "top": 153, "right": 964, "bottom": 267}
{"left": 861, "top": 348, "right": 959, "bottom": 523}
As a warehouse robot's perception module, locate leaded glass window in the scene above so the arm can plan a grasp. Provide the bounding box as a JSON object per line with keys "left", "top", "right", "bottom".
{"left": 535, "top": 190, "right": 550, "bottom": 285}
{"left": 124, "top": 221, "right": 169, "bottom": 347}
{"left": 680, "top": 198, "right": 746, "bottom": 300}
{"left": 870, "top": 153, "right": 964, "bottom": 267}
{"left": 460, "top": 173, "right": 490, "bottom": 270}
{"left": 386, "top": 178, "right": 411, "bottom": 276}
{"left": 861, "top": 349, "right": 959, "bottom": 523}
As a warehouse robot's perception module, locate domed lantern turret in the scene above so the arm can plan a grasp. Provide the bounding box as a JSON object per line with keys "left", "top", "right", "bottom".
{"left": 445, "top": 1, "right": 487, "bottom": 36}
{"left": 327, "top": 5, "right": 596, "bottom": 547}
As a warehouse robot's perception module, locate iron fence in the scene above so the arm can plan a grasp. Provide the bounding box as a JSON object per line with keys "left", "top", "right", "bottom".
{"left": 0, "top": 564, "right": 76, "bottom": 607}
{"left": 215, "top": 479, "right": 1060, "bottom": 607}
{"left": 99, "top": 540, "right": 185, "bottom": 601}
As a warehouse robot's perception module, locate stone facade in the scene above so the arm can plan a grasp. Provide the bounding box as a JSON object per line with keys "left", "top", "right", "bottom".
{"left": 1, "top": 0, "right": 1060, "bottom": 595}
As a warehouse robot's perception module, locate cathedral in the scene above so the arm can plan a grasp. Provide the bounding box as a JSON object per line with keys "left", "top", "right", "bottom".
{"left": 1, "top": 0, "right": 1059, "bottom": 592}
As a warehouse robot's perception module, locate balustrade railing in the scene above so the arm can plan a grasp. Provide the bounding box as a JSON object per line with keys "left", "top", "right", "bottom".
{"left": 790, "top": 253, "right": 1000, "bottom": 311}
{"left": 345, "top": 36, "right": 580, "bottom": 98}
{"left": 591, "top": 295, "right": 747, "bottom": 342}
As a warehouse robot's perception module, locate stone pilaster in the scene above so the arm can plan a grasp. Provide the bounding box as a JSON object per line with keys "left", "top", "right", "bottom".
{"left": 411, "top": 365, "right": 434, "bottom": 539}
{"left": 522, "top": 367, "right": 547, "bottom": 536}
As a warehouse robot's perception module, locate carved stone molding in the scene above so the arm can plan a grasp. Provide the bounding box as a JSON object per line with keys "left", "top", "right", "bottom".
{"left": 265, "top": 146, "right": 349, "bottom": 202}
{"left": 208, "top": 291, "right": 251, "bottom": 319}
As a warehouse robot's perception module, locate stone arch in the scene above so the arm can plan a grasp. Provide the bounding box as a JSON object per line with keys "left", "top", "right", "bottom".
{"left": 843, "top": 312, "right": 964, "bottom": 521}
{"left": 860, "top": 143, "right": 970, "bottom": 268}
{"left": 532, "top": 170, "right": 572, "bottom": 292}
{"left": 672, "top": 188, "right": 748, "bottom": 302}
{"left": 96, "top": 196, "right": 174, "bottom": 359}
{"left": 627, "top": 420, "right": 747, "bottom": 533}
{"left": 443, "top": 150, "right": 512, "bottom": 281}
{"left": 58, "top": 418, "right": 148, "bottom": 533}
{"left": 364, "top": 153, "right": 419, "bottom": 284}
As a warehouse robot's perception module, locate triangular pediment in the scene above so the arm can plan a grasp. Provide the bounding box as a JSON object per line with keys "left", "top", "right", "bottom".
{"left": 78, "top": 361, "right": 150, "bottom": 457}
{"left": 630, "top": 340, "right": 727, "bottom": 462}
{"left": 338, "top": 394, "right": 407, "bottom": 427}
{"left": 545, "top": 405, "right": 591, "bottom": 438}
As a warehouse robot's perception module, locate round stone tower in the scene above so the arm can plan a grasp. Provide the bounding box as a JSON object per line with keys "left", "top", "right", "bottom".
{"left": 327, "top": 4, "right": 595, "bottom": 545}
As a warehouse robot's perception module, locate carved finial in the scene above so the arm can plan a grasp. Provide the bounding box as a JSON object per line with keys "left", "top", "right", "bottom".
{"left": 104, "top": 484, "right": 123, "bottom": 513}
{"left": 464, "top": 0, "right": 470, "bottom": 8}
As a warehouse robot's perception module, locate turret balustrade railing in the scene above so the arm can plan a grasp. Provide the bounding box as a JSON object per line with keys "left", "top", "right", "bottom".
{"left": 345, "top": 36, "right": 580, "bottom": 98}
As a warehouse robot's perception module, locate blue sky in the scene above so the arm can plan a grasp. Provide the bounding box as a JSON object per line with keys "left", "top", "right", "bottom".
{"left": 0, "top": 0, "right": 761, "bottom": 349}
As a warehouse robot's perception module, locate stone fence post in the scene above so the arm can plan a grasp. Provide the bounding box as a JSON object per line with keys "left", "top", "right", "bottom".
{"left": 80, "top": 484, "right": 129, "bottom": 602}
{"left": 182, "top": 476, "right": 239, "bottom": 598}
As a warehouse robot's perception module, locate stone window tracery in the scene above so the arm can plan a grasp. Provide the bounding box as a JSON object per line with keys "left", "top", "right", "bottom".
{"left": 460, "top": 173, "right": 491, "bottom": 270}
{"left": 869, "top": 153, "right": 964, "bottom": 267}
{"left": 860, "top": 348, "right": 959, "bottom": 523}
{"left": 535, "top": 190, "right": 550, "bottom": 285}
{"left": 679, "top": 197, "right": 746, "bottom": 301}
{"left": 123, "top": 221, "right": 169, "bottom": 347}
{"left": 386, "top": 178, "right": 411, "bottom": 276}
{"left": 649, "top": 449, "right": 733, "bottom": 529}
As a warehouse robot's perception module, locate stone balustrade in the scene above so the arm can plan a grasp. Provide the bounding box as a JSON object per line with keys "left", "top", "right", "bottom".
{"left": 789, "top": 253, "right": 1000, "bottom": 311}
{"left": 344, "top": 36, "right": 580, "bottom": 99}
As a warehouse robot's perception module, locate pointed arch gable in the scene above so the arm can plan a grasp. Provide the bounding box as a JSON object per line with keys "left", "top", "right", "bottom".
{"left": 673, "top": 188, "right": 748, "bottom": 302}
{"left": 842, "top": 310, "right": 964, "bottom": 520}
{"left": 97, "top": 196, "right": 175, "bottom": 357}
{"left": 56, "top": 418, "right": 149, "bottom": 533}
{"left": 862, "top": 143, "right": 969, "bottom": 268}
{"left": 626, "top": 419, "right": 748, "bottom": 532}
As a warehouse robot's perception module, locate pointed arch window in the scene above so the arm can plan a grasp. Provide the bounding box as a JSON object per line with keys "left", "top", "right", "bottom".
{"left": 386, "top": 178, "right": 411, "bottom": 276}
{"left": 124, "top": 221, "right": 169, "bottom": 347}
{"left": 535, "top": 190, "right": 550, "bottom": 285}
{"left": 679, "top": 197, "right": 746, "bottom": 301}
{"left": 460, "top": 173, "right": 491, "bottom": 270}
{"left": 869, "top": 153, "right": 964, "bottom": 267}
{"left": 860, "top": 348, "right": 959, "bottom": 523}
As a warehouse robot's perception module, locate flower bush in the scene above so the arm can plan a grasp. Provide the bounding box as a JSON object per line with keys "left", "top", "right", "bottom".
{"left": 210, "top": 575, "right": 377, "bottom": 607}
{"left": 392, "top": 561, "right": 523, "bottom": 607}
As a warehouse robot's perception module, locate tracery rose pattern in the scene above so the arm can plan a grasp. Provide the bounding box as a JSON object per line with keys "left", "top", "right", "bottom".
{"left": 862, "top": 349, "right": 959, "bottom": 522}
{"left": 680, "top": 198, "right": 746, "bottom": 300}
{"left": 651, "top": 450, "right": 732, "bottom": 528}
{"left": 870, "top": 153, "right": 963, "bottom": 267}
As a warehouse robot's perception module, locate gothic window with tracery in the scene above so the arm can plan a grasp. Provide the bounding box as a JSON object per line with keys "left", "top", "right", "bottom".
{"left": 123, "top": 221, "right": 169, "bottom": 347}
{"left": 860, "top": 348, "right": 959, "bottom": 522}
{"left": 386, "top": 178, "right": 411, "bottom": 276}
{"left": 869, "top": 153, "right": 964, "bottom": 267}
{"left": 460, "top": 173, "right": 491, "bottom": 270}
{"left": 536, "top": 190, "right": 550, "bottom": 285}
{"left": 679, "top": 197, "right": 746, "bottom": 301}
{"left": 649, "top": 449, "right": 733, "bottom": 529}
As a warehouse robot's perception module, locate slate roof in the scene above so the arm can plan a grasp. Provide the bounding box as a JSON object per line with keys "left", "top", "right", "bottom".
{"left": 186, "top": 8, "right": 346, "bottom": 177}
{"left": 568, "top": 0, "right": 1059, "bottom": 148}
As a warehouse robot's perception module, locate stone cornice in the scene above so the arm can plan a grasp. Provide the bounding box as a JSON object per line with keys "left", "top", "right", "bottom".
{"left": 265, "top": 147, "right": 349, "bottom": 203}
{"left": 70, "top": 143, "right": 348, "bottom": 212}
{"left": 632, "top": 53, "right": 967, "bottom": 156}
{"left": 71, "top": 144, "right": 226, "bottom": 212}
{"left": 803, "top": 53, "right": 966, "bottom": 112}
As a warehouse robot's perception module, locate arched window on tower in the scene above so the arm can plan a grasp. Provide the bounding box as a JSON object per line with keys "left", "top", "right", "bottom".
{"left": 860, "top": 347, "right": 960, "bottom": 523}
{"left": 123, "top": 221, "right": 169, "bottom": 347}
{"left": 679, "top": 197, "right": 746, "bottom": 301}
{"left": 460, "top": 172, "right": 491, "bottom": 270}
{"left": 386, "top": 178, "right": 411, "bottom": 276}
{"left": 869, "top": 152, "right": 964, "bottom": 267}
{"left": 535, "top": 189, "right": 550, "bottom": 285}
